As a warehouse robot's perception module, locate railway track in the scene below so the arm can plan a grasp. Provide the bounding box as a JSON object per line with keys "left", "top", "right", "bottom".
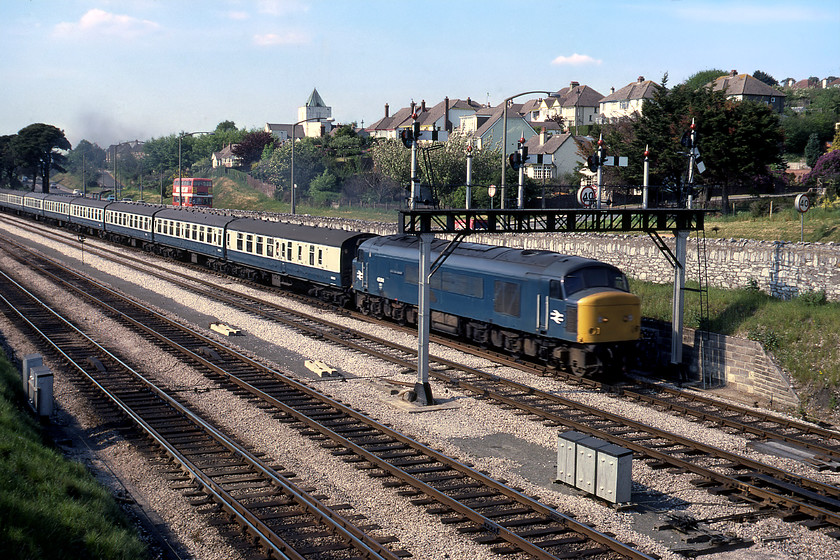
{"left": 4, "top": 217, "right": 840, "bottom": 538}
{"left": 6, "top": 214, "right": 839, "bottom": 469}
{"left": 0, "top": 230, "right": 654, "bottom": 559}
{"left": 0, "top": 268, "right": 405, "bottom": 560}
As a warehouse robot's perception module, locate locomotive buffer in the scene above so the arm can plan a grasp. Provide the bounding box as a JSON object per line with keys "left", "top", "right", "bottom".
{"left": 400, "top": 208, "right": 705, "bottom": 405}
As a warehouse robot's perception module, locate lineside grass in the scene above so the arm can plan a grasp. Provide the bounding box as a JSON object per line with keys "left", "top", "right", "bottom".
{"left": 0, "top": 352, "right": 149, "bottom": 560}
{"left": 705, "top": 205, "right": 840, "bottom": 244}
{"left": 630, "top": 279, "right": 840, "bottom": 388}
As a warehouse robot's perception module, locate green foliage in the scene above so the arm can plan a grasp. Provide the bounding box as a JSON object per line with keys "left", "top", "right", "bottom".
{"left": 308, "top": 169, "right": 340, "bottom": 206}
{"left": 681, "top": 69, "right": 728, "bottom": 91}
{"left": 797, "top": 289, "right": 827, "bottom": 306}
{"left": 0, "top": 354, "right": 148, "bottom": 559}
{"left": 12, "top": 123, "right": 71, "bottom": 192}
{"left": 781, "top": 87, "right": 840, "bottom": 154}
{"left": 805, "top": 133, "right": 822, "bottom": 168}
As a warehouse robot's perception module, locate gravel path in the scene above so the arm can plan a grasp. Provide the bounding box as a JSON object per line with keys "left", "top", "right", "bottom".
{"left": 1, "top": 219, "right": 839, "bottom": 560}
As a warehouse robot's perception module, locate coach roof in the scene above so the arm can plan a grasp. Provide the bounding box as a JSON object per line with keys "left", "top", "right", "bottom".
{"left": 227, "top": 217, "right": 370, "bottom": 247}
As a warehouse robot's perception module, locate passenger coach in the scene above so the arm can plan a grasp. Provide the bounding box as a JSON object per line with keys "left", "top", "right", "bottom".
{"left": 225, "top": 218, "right": 373, "bottom": 304}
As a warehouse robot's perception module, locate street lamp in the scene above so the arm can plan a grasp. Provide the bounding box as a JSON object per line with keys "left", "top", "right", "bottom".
{"left": 290, "top": 117, "right": 333, "bottom": 215}
{"left": 500, "top": 90, "right": 552, "bottom": 208}
{"left": 177, "top": 131, "right": 213, "bottom": 204}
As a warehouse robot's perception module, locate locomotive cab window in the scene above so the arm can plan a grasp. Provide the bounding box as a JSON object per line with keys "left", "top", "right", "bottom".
{"left": 563, "top": 266, "right": 630, "bottom": 297}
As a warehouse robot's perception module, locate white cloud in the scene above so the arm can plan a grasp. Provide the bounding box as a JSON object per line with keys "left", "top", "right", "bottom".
{"left": 53, "top": 9, "right": 159, "bottom": 40}
{"left": 253, "top": 31, "right": 309, "bottom": 46}
{"left": 551, "top": 53, "right": 602, "bottom": 66}
{"left": 257, "top": 0, "right": 310, "bottom": 16}
{"left": 227, "top": 11, "right": 250, "bottom": 21}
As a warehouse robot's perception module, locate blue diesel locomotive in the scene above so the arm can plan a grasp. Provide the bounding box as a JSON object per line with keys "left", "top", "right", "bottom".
{"left": 0, "top": 189, "right": 640, "bottom": 376}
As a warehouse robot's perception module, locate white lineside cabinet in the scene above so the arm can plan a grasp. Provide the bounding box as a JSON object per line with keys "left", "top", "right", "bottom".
{"left": 556, "top": 431, "right": 588, "bottom": 485}
{"left": 556, "top": 431, "right": 633, "bottom": 504}
{"left": 595, "top": 443, "right": 633, "bottom": 503}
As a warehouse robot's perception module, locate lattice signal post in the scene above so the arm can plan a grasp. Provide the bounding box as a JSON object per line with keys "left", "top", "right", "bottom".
{"left": 400, "top": 208, "right": 706, "bottom": 405}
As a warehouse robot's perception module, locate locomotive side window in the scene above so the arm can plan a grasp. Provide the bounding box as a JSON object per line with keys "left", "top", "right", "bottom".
{"left": 550, "top": 280, "right": 563, "bottom": 299}
{"left": 494, "top": 281, "right": 521, "bottom": 317}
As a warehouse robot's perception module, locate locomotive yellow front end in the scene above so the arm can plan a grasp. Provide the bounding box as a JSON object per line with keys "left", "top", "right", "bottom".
{"left": 575, "top": 291, "right": 641, "bottom": 344}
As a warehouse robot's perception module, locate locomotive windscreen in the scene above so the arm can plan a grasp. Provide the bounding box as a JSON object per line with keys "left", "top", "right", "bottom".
{"left": 563, "top": 266, "right": 629, "bottom": 297}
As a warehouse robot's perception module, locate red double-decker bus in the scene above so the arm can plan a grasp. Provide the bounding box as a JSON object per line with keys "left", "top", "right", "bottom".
{"left": 172, "top": 177, "right": 213, "bottom": 208}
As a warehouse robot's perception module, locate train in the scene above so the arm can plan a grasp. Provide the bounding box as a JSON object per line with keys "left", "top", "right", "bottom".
{"left": 0, "top": 188, "right": 641, "bottom": 377}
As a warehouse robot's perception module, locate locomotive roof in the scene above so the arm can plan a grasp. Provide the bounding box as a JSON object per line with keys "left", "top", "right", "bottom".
{"left": 227, "top": 217, "right": 370, "bottom": 247}
{"left": 362, "top": 234, "right": 619, "bottom": 278}
{"left": 154, "top": 208, "right": 238, "bottom": 227}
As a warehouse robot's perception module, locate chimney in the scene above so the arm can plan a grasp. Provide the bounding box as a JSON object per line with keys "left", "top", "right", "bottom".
{"left": 410, "top": 100, "right": 416, "bottom": 115}
{"left": 638, "top": 76, "right": 644, "bottom": 83}
{"left": 444, "top": 97, "right": 451, "bottom": 133}
{"left": 421, "top": 99, "right": 426, "bottom": 112}
{"left": 539, "top": 127, "right": 546, "bottom": 145}
{"left": 610, "top": 87, "right": 615, "bottom": 94}
{"left": 466, "top": 97, "right": 471, "bottom": 106}
{"left": 570, "top": 81, "right": 579, "bottom": 89}
{"left": 730, "top": 69, "right": 738, "bottom": 76}
{"left": 384, "top": 103, "right": 389, "bottom": 118}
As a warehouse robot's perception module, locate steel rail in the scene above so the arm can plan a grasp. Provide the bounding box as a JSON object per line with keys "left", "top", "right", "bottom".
{"left": 0, "top": 268, "right": 401, "bottom": 560}
{"left": 1, "top": 237, "right": 654, "bottom": 560}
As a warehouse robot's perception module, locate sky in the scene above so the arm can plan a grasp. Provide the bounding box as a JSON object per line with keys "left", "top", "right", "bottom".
{"left": 2, "top": 0, "right": 839, "bottom": 148}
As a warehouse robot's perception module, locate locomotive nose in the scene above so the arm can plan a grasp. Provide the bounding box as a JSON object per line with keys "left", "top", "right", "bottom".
{"left": 576, "top": 291, "right": 641, "bottom": 343}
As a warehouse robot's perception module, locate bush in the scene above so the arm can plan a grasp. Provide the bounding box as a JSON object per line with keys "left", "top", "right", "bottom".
{"left": 797, "top": 289, "right": 827, "bottom": 306}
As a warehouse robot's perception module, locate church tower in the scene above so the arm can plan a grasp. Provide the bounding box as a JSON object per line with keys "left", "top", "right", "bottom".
{"left": 297, "top": 88, "right": 332, "bottom": 137}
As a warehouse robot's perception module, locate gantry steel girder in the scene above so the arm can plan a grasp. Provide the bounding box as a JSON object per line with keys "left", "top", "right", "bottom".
{"left": 399, "top": 208, "right": 705, "bottom": 235}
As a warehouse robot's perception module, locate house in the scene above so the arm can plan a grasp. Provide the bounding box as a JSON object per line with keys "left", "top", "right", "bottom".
{"left": 522, "top": 129, "right": 583, "bottom": 181}
{"left": 599, "top": 76, "right": 660, "bottom": 123}
{"left": 264, "top": 123, "right": 304, "bottom": 142}
{"left": 460, "top": 102, "right": 537, "bottom": 153}
{"left": 211, "top": 144, "right": 242, "bottom": 169}
{"left": 709, "top": 70, "right": 786, "bottom": 113}
{"left": 366, "top": 97, "right": 482, "bottom": 141}
{"left": 105, "top": 140, "right": 145, "bottom": 164}
{"left": 530, "top": 82, "right": 604, "bottom": 133}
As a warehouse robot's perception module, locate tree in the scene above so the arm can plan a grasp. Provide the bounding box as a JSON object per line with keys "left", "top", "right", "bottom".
{"left": 805, "top": 133, "right": 822, "bottom": 168}
{"left": 12, "top": 124, "right": 71, "bottom": 193}
{"left": 753, "top": 70, "right": 778, "bottom": 87}
{"left": 308, "top": 170, "right": 340, "bottom": 206}
{"left": 0, "top": 135, "right": 19, "bottom": 187}
{"left": 232, "top": 131, "right": 276, "bottom": 167}
{"left": 804, "top": 150, "right": 840, "bottom": 198}
{"left": 625, "top": 82, "right": 783, "bottom": 211}
{"left": 682, "top": 69, "right": 727, "bottom": 91}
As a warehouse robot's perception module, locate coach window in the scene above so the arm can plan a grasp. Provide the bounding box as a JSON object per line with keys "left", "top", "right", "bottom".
{"left": 317, "top": 248, "right": 323, "bottom": 266}
{"left": 245, "top": 234, "right": 253, "bottom": 253}
{"left": 297, "top": 245, "right": 302, "bottom": 262}
{"left": 198, "top": 226, "right": 205, "bottom": 242}
{"left": 265, "top": 238, "right": 273, "bottom": 257}
{"left": 287, "top": 243, "right": 293, "bottom": 261}
{"left": 236, "top": 233, "right": 243, "bottom": 251}
{"left": 256, "top": 236, "right": 263, "bottom": 255}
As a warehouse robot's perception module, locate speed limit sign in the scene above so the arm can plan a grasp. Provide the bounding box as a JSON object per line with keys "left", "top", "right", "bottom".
{"left": 577, "top": 185, "right": 596, "bottom": 208}
{"left": 795, "top": 193, "right": 810, "bottom": 213}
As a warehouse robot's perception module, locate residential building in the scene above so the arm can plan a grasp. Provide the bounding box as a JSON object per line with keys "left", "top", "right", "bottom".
{"left": 366, "top": 97, "right": 482, "bottom": 141}
{"left": 211, "top": 144, "right": 242, "bottom": 169}
{"left": 709, "top": 70, "right": 786, "bottom": 113}
{"left": 264, "top": 123, "right": 303, "bottom": 142}
{"left": 522, "top": 129, "right": 583, "bottom": 181}
{"left": 530, "top": 82, "right": 604, "bottom": 133}
{"left": 599, "top": 76, "right": 660, "bottom": 123}
{"left": 459, "top": 102, "right": 537, "bottom": 153}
